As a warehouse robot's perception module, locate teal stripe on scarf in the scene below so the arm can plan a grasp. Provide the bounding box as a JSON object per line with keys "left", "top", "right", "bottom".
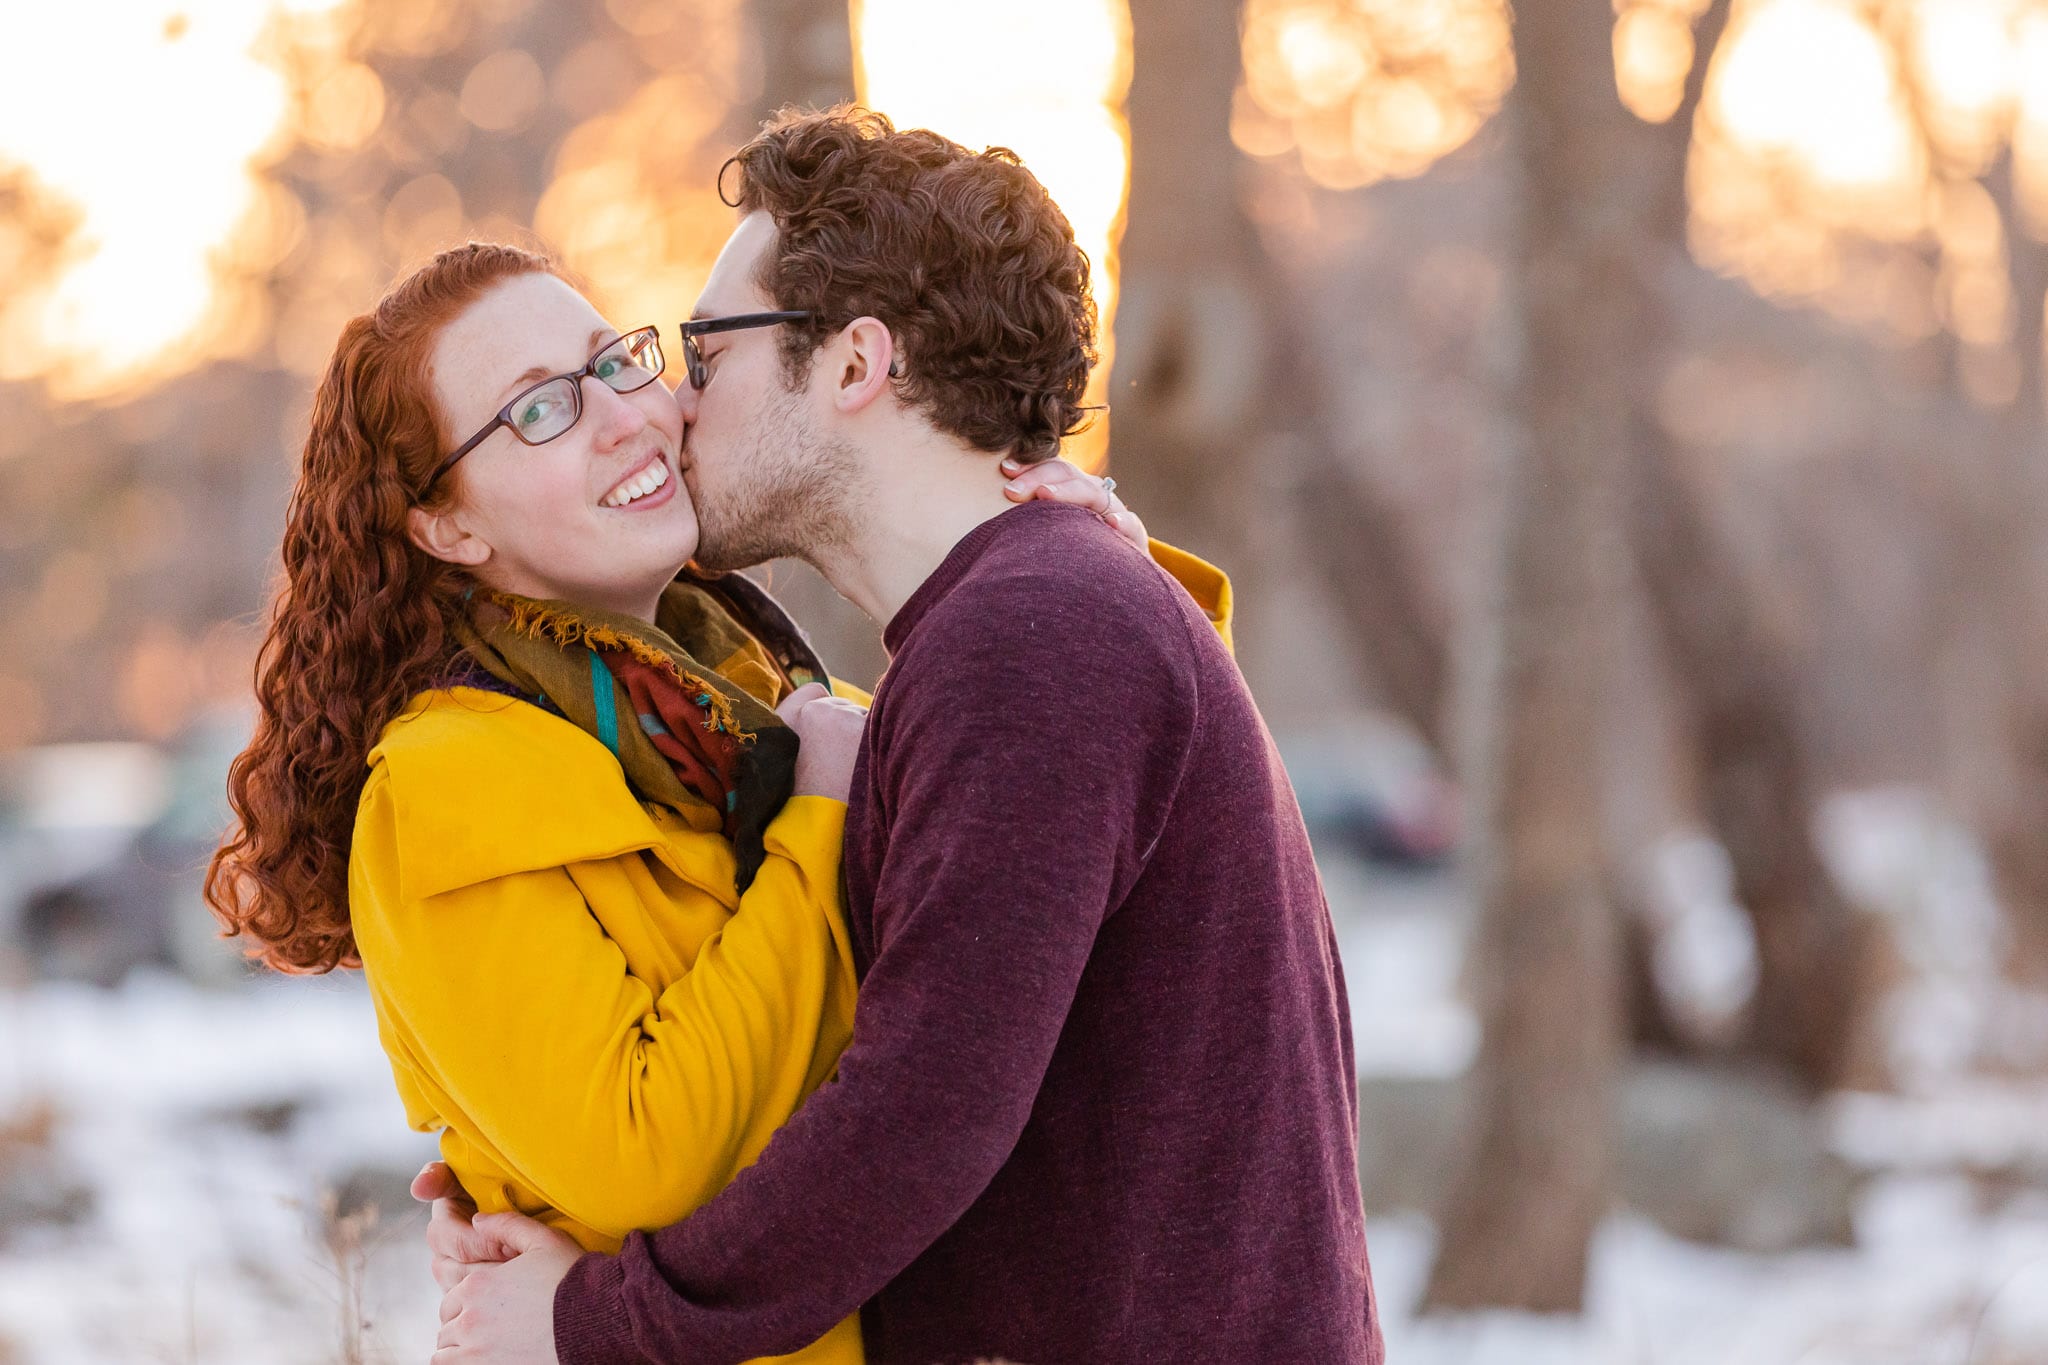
{"left": 588, "top": 649, "right": 620, "bottom": 757}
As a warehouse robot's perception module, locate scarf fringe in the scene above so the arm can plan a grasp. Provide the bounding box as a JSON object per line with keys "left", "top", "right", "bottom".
{"left": 493, "top": 594, "right": 756, "bottom": 744}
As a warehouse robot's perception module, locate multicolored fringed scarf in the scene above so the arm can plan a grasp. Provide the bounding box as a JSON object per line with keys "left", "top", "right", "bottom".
{"left": 449, "top": 571, "right": 828, "bottom": 893}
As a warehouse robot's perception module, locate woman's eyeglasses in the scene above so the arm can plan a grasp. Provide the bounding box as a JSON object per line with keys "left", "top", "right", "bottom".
{"left": 676, "top": 311, "right": 813, "bottom": 390}
{"left": 427, "top": 326, "right": 667, "bottom": 488}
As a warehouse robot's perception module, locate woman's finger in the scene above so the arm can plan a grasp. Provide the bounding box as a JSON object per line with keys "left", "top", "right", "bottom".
{"left": 1024, "top": 485, "right": 1122, "bottom": 517}
{"left": 775, "top": 681, "right": 829, "bottom": 724}
{"left": 411, "top": 1161, "right": 463, "bottom": 1203}
{"left": 472, "top": 1210, "right": 573, "bottom": 1254}
{"left": 427, "top": 1202, "right": 516, "bottom": 1266}
{"left": 1000, "top": 462, "right": 1146, "bottom": 549}
{"left": 1003, "top": 457, "right": 1114, "bottom": 507}
{"left": 430, "top": 1251, "right": 473, "bottom": 1293}
{"left": 1106, "top": 508, "right": 1149, "bottom": 551}
{"left": 998, "top": 455, "right": 1084, "bottom": 490}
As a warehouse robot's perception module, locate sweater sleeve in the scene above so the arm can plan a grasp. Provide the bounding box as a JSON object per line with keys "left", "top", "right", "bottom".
{"left": 553, "top": 568, "right": 1201, "bottom": 1365}
{"left": 351, "top": 784, "right": 859, "bottom": 1239}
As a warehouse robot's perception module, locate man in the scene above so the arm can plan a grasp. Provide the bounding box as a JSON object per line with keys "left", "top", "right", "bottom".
{"left": 426, "top": 107, "right": 1383, "bottom": 1365}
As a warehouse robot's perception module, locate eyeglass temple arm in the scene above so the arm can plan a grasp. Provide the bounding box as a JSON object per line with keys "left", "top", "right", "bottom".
{"left": 428, "top": 420, "right": 503, "bottom": 487}
{"left": 678, "top": 310, "right": 813, "bottom": 337}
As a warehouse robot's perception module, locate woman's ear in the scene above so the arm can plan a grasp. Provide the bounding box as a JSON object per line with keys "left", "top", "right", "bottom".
{"left": 831, "top": 316, "right": 898, "bottom": 415}
{"left": 407, "top": 503, "right": 492, "bottom": 568}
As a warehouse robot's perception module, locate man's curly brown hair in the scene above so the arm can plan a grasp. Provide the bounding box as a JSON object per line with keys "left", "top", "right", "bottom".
{"left": 720, "top": 106, "right": 1098, "bottom": 464}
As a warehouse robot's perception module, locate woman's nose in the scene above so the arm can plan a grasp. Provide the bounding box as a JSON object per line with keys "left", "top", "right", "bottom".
{"left": 581, "top": 376, "right": 648, "bottom": 446}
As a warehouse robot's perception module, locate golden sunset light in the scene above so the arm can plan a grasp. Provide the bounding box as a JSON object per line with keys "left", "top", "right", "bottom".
{"left": 534, "top": 67, "right": 745, "bottom": 328}
{"left": 0, "top": 0, "right": 2040, "bottom": 409}
{"left": 1712, "top": 0, "right": 1917, "bottom": 193}
{"left": 0, "top": 0, "right": 349, "bottom": 401}
{"left": 1684, "top": 0, "right": 2042, "bottom": 384}
{"left": 1232, "top": 0, "right": 1515, "bottom": 189}
{"left": 854, "top": 0, "right": 1131, "bottom": 320}
{"left": 1613, "top": 0, "right": 1708, "bottom": 125}
{"left": 854, "top": 0, "right": 1132, "bottom": 463}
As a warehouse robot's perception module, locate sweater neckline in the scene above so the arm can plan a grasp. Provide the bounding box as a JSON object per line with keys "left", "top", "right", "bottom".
{"left": 883, "top": 501, "right": 1083, "bottom": 655}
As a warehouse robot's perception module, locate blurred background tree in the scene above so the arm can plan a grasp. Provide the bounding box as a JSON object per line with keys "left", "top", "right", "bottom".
{"left": 1421, "top": 0, "right": 1634, "bottom": 1311}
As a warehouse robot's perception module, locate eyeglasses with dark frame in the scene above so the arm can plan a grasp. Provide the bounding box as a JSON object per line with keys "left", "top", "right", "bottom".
{"left": 426, "top": 325, "right": 667, "bottom": 489}
{"left": 677, "top": 311, "right": 814, "bottom": 390}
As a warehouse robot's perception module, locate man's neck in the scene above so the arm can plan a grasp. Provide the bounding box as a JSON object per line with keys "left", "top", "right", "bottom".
{"left": 807, "top": 432, "right": 1017, "bottom": 630}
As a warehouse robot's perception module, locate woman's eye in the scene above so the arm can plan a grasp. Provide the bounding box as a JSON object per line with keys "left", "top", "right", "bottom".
{"left": 595, "top": 356, "right": 623, "bottom": 380}
{"left": 516, "top": 394, "right": 565, "bottom": 429}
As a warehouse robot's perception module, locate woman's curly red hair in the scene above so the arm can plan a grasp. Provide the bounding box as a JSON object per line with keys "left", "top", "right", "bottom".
{"left": 204, "top": 242, "right": 558, "bottom": 973}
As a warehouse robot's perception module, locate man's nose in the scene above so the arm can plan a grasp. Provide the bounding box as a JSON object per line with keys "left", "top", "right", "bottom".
{"left": 672, "top": 371, "right": 700, "bottom": 426}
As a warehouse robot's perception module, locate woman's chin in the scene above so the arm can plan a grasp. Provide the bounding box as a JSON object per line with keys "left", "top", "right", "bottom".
{"left": 665, "top": 503, "right": 702, "bottom": 574}
{"left": 632, "top": 496, "right": 701, "bottom": 578}
{"left": 656, "top": 536, "right": 703, "bottom": 589}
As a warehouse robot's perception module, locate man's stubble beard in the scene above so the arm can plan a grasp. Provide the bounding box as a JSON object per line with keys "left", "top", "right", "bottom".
{"left": 689, "top": 384, "right": 863, "bottom": 573}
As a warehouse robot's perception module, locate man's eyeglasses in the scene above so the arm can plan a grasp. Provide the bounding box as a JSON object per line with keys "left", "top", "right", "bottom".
{"left": 427, "top": 326, "right": 667, "bottom": 488}
{"left": 677, "top": 311, "right": 813, "bottom": 390}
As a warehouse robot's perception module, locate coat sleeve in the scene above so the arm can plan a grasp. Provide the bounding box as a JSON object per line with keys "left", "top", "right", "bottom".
{"left": 1147, "top": 538, "right": 1235, "bottom": 654}
{"left": 351, "top": 779, "right": 859, "bottom": 1238}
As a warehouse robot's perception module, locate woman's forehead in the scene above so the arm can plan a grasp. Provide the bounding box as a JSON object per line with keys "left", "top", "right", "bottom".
{"left": 432, "top": 274, "right": 612, "bottom": 405}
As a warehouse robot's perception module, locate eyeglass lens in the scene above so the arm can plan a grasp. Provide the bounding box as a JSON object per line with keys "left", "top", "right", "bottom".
{"left": 508, "top": 330, "right": 665, "bottom": 446}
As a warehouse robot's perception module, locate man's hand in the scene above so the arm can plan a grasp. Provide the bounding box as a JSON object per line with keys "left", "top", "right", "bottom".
{"left": 431, "top": 1211, "right": 582, "bottom": 1364}
{"left": 414, "top": 1161, "right": 518, "bottom": 1292}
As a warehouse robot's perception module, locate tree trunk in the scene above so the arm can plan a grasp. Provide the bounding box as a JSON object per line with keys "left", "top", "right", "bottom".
{"left": 1421, "top": 0, "right": 1630, "bottom": 1313}
{"left": 746, "top": 0, "right": 856, "bottom": 126}
{"left": 1630, "top": 445, "right": 1877, "bottom": 1086}
{"left": 1115, "top": 0, "right": 1270, "bottom": 554}
{"left": 1295, "top": 461, "right": 1453, "bottom": 755}
{"left": 1624, "top": 0, "right": 1878, "bottom": 1091}
{"left": 1118, "top": 0, "right": 1449, "bottom": 747}
{"left": 1964, "top": 148, "right": 2048, "bottom": 980}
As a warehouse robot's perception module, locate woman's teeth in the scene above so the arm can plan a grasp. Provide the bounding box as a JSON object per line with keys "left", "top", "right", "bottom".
{"left": 601, "top": 459, "right": 668, "bottom": 508}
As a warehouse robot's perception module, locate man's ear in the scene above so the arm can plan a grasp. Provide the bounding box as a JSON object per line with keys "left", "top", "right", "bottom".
{"left": 829, "top": 316, "right": 898, "bottom": 415}
{"left": 407, "top": 503, "right": 492, "bottom": 568}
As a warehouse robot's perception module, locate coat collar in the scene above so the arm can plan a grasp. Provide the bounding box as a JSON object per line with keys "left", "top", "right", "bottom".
{"left": 366, "top": 688, "right": 712, "bottom": 903}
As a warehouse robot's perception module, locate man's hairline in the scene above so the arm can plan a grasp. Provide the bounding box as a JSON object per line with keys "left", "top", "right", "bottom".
{"left": 691, "top": 212, "right": 785, "bottom": 326}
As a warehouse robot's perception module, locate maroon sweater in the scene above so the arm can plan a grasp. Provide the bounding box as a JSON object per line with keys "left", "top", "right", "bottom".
{"left": 556, "top": 502, "right": 1383, "bottom": 1364}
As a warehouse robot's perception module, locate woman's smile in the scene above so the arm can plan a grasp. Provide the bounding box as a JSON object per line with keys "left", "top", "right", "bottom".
{"left": 598, "top": 449, "right": 678, "bottom": 510}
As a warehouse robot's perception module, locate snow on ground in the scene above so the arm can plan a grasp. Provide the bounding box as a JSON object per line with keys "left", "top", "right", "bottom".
{"left": 1347, "top": 787, "right": 2048, "bottom": 1364}
{"left": 5, "top": 965, "right": 2046, "bottom": 1364}
{"left": 1, "top": 785, "right": 2045, "bottom": 1362}
{"left": 1371, "top": 1179, "right": 2048, "bottom": 1365}
{"left": 0, "top": 972, "right": 441, "bottom": 1364}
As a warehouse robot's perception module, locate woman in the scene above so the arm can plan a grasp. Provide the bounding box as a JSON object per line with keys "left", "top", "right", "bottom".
{"left": 204, "top": 242, "right": 1228, "bottom": 1364}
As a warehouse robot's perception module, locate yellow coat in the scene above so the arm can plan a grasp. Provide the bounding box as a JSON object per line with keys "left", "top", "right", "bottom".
{"left": 347, "top": 539, "right": 1232, "bottom": 1365}
{"left": 351, "top": 693, "right": 865, "bottom": 1364}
